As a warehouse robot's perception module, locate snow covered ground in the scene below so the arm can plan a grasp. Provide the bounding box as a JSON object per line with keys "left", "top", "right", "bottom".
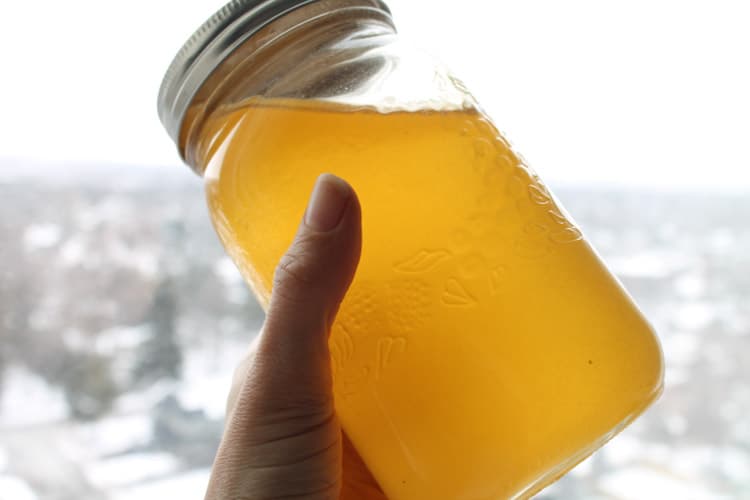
{"left": 0, "top": 168, "right": 748, "bottom": 499}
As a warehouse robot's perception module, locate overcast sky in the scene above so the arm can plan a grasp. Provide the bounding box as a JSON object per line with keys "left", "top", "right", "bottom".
{"left": 1, "top": 0, "right": 748, "bottom": 190}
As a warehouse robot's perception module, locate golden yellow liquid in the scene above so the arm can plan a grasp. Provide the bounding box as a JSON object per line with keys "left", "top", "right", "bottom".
{"left": 200, "top": 98, "right": 664, "bottom": 499}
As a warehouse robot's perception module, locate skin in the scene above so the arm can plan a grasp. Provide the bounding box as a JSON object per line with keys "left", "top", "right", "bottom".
{"left": 205, "top": 174, "right": 388, "bottom": 500}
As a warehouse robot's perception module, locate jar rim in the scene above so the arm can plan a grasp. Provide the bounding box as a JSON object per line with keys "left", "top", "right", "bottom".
{"left": 157, "top": 0, "right": 392, "bottom": 149}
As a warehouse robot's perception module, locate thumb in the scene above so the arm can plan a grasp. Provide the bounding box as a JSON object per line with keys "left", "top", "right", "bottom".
{"left": 255, "top": 173, "right": 362, "bottom": 408}
{"left": 206, "top": 174, "right": 362, "bottom": 500}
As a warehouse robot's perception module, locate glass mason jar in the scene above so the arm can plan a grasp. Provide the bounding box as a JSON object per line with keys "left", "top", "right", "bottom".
{"left": 158, "top": 1, "right": 664, "bottom": 498}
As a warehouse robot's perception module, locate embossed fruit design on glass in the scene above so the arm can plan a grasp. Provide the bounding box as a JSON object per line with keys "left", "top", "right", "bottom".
{"left": 157, "top": 1, "right": 664, "bottom": 498}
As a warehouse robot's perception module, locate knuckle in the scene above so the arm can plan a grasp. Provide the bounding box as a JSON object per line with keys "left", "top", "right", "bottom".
{"left": 273, "top": 234, "right": 328, "bottom": 292}
{"left": 274, "top": 251, "right": 315, "bottom": 288}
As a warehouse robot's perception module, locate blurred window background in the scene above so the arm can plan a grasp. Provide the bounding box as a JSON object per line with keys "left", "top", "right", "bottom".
{"left": 0, "top": 1, "right": 748, "bottom": 499}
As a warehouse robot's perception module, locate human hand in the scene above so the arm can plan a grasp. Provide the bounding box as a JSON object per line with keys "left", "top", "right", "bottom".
{"left": 205, "top": 174, "right": 387, "bottom": 500}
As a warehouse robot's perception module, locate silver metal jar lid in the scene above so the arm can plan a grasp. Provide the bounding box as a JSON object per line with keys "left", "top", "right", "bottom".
{"left": 157, "top": 0, "right": 392, "bottom": 147}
